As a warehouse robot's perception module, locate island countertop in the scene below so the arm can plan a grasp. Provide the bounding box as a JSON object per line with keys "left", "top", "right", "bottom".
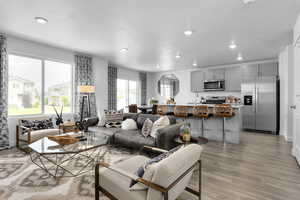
{"left": 158, "top": 103, "right": 243, "bottom": 109}
{"left": 158, "top": 103, "right": 242, "bottom": 144}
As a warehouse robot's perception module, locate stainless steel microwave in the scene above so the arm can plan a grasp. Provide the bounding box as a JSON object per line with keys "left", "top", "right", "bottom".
{"left": 204, "top": 80, "right": 225, "bottom": 91}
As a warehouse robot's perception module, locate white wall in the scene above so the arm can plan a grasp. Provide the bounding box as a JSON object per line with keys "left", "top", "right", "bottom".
{"left": 279, "top": 45, "right": 294, "bottom": 142}
{"left": 148, "top": 67, "right": 241, "bottom": 105}
{"left": 6, "top": 35, "right": 108, "bottom": 147}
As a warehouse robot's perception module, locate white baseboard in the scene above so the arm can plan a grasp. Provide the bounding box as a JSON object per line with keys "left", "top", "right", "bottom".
{"left": 292, "top": 145, "right": 300, "bottom": 166}
{"left": 280, "top": 131, "right": 293, "bottom": 142}
{"left": 285, "top": 135, "right": 293, "bottom": 142}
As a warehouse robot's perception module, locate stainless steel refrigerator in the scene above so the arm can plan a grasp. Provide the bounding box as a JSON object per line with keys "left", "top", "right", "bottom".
{"left": 241, "top": 76, "right": 279, "bottom": 133}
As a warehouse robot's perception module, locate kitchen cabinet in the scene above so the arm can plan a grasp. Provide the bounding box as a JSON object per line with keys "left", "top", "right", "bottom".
{"left": 225, "top": 67, "right": 242, "bottom": 91}
{"left": 258, "top": 62, "right": 278, "bottom": 77}
{"left": 241, "top": 64, "right": 259, "bottom": 80}
{"left": 191, "top": 70, "right": 204, "bottom": 92}
{"left": 203, "top": 68, "right": 225, "bottom": 80}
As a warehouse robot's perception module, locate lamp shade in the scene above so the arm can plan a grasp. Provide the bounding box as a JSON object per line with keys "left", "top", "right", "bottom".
{"left": 78, "top": 85, "right": 95, "bottom": 93}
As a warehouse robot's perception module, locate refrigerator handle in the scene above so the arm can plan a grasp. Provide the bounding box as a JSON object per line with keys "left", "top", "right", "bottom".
{"left": 256, "top": 87, "right": 258, "bottom": 113}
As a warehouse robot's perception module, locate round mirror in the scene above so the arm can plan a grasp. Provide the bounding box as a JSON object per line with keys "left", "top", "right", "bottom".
{"left": 158, "top": 74, "right": 179, "bottom": 98}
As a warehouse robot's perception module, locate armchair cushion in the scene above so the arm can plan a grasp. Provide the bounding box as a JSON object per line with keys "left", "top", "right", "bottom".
{"left": 130, "top": 145, "right": 183, "bottom": 190}
{"left": 147, "top": 144, "right": 202, "bottom": 200}
{"left": 99, "top": 155, "right": 149, "bottom": 200}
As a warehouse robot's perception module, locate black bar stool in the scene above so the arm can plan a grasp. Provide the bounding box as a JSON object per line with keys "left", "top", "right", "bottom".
{"left": 214, "top": 104, "right": 234, "bottom": 145}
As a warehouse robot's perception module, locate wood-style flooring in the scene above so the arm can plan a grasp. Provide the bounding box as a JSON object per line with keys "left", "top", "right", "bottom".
{"left": 200, "top": 131, "right": 300, "bottom": 200}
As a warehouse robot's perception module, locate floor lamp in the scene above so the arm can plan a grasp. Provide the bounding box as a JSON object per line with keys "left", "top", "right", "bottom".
{"left": 78, "top": 85, "right": 95, "bottom": 130}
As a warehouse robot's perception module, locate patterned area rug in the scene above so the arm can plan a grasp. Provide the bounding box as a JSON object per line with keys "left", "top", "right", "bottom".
{"left": 0, "top": 146, "right": 199, "bottom": 200}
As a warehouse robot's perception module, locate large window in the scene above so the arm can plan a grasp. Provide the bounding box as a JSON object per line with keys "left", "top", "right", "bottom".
{"left": 117, "top": 79, "right": 139, "bottom": 110}
{"left": 8, "top": 54, "right": 72, "bottom": 116}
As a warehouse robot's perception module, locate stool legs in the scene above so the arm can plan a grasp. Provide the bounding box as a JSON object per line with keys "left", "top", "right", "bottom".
{"left": 201, "top": 118, "right": 204, "bottom": 137}
{"left": 222, "top": 117, "right": 226, "bottom": 145}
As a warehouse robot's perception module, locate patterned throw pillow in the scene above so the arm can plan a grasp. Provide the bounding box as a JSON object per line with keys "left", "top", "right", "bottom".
{"left": 20, "top": 118, "right": 54, "bottom": 134}
{"left": 141, "top": 118, "right": 153, "bottom": 137}
{"left": 129, "top": 145, "right": 183, "bottom": 190}
{"left": 104, "top": 110, "right": 123, "bottom": 128}
{"left": 150, "top": 116, "right": 170, "bottom": 138}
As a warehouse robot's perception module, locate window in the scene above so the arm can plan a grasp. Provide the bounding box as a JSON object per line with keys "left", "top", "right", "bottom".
{"left": 117, "top": 79, "right": 139, "bottom": 110}
{"left": 8, "top": 54, "right": 72, "bottom": 116}
{"left": 44, "top": 60, "right": 72, "bottom": 114}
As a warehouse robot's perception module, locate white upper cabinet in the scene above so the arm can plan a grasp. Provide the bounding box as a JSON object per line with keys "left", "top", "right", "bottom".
{"left": 191, "top": 70, "right": 204, "bottom": 92}
{"left": 258, "top": 62, "right": 278, "bottom": 77}
{"left": 225, "top": 67, "right": 242, "bottom": 92}
{"left": 203, "top": 68, "right": 225, "bottom": 80}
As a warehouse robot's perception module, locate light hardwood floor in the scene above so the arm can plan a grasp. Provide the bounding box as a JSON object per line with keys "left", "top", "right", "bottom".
{"left": 200, "top": 131, "right": 300, "bottom": 200}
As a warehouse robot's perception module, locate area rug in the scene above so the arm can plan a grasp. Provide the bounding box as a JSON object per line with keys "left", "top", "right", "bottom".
{"left": 0, "top": 146, "right": 199, "bottom": 200}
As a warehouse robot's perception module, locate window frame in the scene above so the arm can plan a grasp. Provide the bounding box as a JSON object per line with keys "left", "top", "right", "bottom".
{"left": 117, "top": 78, "right": 141, "bottom": 110}
{"left": 8, "top": 53, "right": 74, "bottom": 117}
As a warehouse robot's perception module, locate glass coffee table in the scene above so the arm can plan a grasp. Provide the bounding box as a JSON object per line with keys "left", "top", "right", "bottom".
{"left": 28, "top": 132, "right": 111, "bottom": 178}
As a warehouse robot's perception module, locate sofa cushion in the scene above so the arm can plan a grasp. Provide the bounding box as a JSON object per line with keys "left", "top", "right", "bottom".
{"left": 136, "top": 114, "right": 176, "bottom": 129}
{"left": 122, "top": 119, "right": 138, "bottom": 130}
{"left": 20, "top": 129, "right": 60, "bottom": 142}
{"left": 99, "top": 156, "right": 149, "bottom": 200}
{"left": 114, "top": 130, "right": 156, "bottom": 149}
{"left": 88, "top": 126, "right": 119, "bottom": 137}
{"left": 141, "top": 118, "right": 153, "bottom": 137}
{"left": 104, "top": 110, "right": 123, "bottom": 128}
{"left": 150, "top": 116, "right": 170, "bottom": 138}
{"left": 123, "top": 113, "right": 139, "bottom": 121}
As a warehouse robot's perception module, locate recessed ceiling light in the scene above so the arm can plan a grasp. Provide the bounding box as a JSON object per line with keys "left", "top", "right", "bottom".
{"left": 184, "top": 30, "right": 193, "bottom": 36}
{"left": 229, "top": 42, "right": 237, "bottom": 49}
{"left": 237, "top": 53, "right": 243, "bottom": 61}
{"left": 242, "top": 0, "right": 255, "bottom": 5}
{"left": 120, "top": 48, "right": 128, "bottom": 53}
{"left": 175, "top": 53, "right": 181, "bottom": 59}
{"left": 192, "top": 60, "right": 197, "bottom": 67}
{"left": 35, "top": 17, "right": 48, "bottom": 24}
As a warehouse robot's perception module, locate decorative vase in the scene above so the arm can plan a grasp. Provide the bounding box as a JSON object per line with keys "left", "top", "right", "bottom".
{"left": 180, "top": 123, "right": 191, "bottom": 142}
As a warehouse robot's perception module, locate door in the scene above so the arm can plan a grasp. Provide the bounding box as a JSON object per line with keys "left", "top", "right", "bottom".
{"left": 255, "top": 77, "right": 277, "bottom": 132}
{"left": 241, "top": 79, "right": 256, "bottom": 129}
{"left": 292, "top": 44, "right": 300, "bottom": 164}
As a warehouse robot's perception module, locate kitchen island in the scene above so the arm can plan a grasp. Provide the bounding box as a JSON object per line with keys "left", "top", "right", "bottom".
{"left": 160, "top": 104, "right": 243, "bottom": 144}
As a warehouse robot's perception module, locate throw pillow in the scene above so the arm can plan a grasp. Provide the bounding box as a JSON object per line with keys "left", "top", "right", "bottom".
{"left": 121, "top": 119, "right": 138, "bottom": 130}
{"left": 150, "top": 116, "right": 170, "bottom": 138}
{"left": 20, "top": 118, "right": 54, "bottom": 134}
{"left": 103, "top": 110, "right": 123, "bottom": 128}
{"left": 129, "top": 145, "right": 183, "bottom": 190}
{"left": 141, "top": 118, "right": 153, "bottom": 137}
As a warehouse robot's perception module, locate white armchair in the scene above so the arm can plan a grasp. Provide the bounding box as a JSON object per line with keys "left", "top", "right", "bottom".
{"left": 95, "top": 144, "right": 203, "bottom": 200}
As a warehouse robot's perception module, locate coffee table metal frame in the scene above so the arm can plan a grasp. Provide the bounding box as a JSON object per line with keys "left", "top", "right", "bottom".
{"left": 29, "top": 133, "right": 110, "bottom": 178}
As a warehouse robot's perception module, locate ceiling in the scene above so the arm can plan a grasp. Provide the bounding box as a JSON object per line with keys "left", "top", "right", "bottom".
{"left": 0, "top": 0, "right": 299, "bottom": 72}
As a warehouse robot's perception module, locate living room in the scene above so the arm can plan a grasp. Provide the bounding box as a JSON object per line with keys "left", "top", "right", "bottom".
{"left": 1, "top": 0, "right": 300, "bottom": 200}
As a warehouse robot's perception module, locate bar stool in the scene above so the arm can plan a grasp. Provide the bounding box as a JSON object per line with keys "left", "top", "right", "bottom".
{"left": 193, "top": 105, "right": 209, "bottom": 137}
{"left": 174, "top": 106, "right": 190, "bottom": 122}
{"left": 214, "top": 104, "right": 234, "bottom": 145}
{"left": 157, "top": 105, "right": 169, "bottom": 115}
{"left": 128, "top": 104, "right": 138, "bottom": 113}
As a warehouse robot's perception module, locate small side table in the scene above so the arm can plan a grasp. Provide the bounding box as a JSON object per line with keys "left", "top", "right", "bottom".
{"left": 174, "top": 136, "right": 208, "bottom": 146}
{"left": 59, "top": 122, "right": 79, "bottom": 133}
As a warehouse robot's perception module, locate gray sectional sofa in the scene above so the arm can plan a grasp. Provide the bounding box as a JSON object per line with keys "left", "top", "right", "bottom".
{"left": 87, "top": 113, "right": 185, "bottom": 150}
